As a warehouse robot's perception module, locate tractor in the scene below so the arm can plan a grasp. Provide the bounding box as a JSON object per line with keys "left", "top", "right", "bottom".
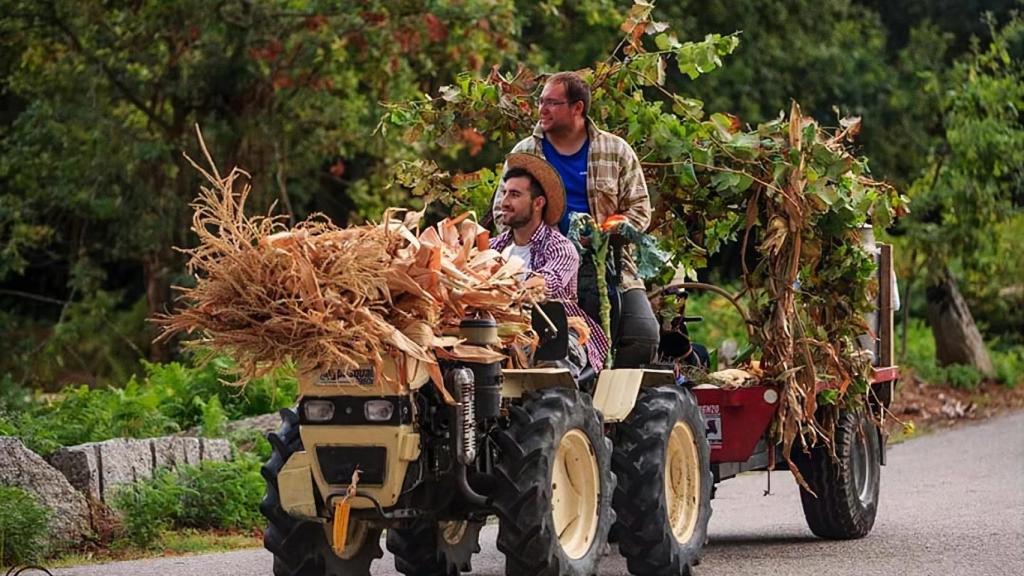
{"left": 260, "top": 235, "right": 898, "bottom": 576}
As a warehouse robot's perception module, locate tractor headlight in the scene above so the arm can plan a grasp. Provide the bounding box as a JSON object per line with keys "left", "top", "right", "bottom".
{"left": 364, "top": 399, "right": 395, "bottom": 422}
{"left": 303, "top": 400, "right": 335, "bottom": 422}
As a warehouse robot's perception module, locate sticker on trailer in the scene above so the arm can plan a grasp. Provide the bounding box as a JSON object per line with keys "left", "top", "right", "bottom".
{"left": 700, "top": 404, "right": 723, "bottom": 447}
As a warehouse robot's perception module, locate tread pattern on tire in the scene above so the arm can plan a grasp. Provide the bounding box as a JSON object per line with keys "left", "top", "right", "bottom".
{"left": 262, "top": 408, "right": 383, "bottom": 576}
{"left": 612, "top": 386, "right": 712, "bottom": 576}
{"left": 795, "top": 408, "right": 880, "bottom": 540}
{"left": 387, "top": 519, "right": 482, "bottom": 576}
{"left": 491, "top": 388, "right": 616, "bottom": 576}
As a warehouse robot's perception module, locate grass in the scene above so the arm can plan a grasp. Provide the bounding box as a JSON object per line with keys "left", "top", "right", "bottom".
{"left": 49, "top": 530, "right": 262, "bottom": 568}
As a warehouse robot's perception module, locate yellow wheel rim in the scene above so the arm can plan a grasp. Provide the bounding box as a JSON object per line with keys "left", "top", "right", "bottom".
{"left": 665, "top": 422, "right": 701, "bottom": 543}
{"left": 551, "top": 428, "right": 600, "bottom": 559}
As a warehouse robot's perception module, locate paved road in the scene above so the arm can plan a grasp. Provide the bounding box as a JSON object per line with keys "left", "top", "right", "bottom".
{"left": 54, "top": 412, "right": 1024, "bottom": 576}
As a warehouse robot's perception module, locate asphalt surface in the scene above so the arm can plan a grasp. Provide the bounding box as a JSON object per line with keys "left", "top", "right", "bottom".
{"left": 53, "top": 411, "right": 1024, "bottom": 576}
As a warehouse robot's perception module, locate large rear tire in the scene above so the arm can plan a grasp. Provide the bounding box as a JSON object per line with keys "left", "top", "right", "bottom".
{"left": 612, "top": 386, "right": 712, "bottom": 576}
{"left": 795, "top": 408, "right": 880, "bottom": 539}
{"left": 261, "top": 408, "right": 384, "bottom": 575}
{"left": 387, "top": 519, "right": 483, "bottom": 575}
{"left": 492, "top": 388, "right": 616, "bottom": 576}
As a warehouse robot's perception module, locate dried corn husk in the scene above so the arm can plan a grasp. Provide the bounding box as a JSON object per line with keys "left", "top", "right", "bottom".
{"left": 157, "top": 131, "right": 542, "bottom": 396}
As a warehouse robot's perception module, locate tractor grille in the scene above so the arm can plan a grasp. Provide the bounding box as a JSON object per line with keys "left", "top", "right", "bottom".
{"left": 316, "top": 446, "right": 387, "bottom": 486}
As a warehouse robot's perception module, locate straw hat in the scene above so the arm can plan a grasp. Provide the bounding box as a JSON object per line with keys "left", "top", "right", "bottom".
{"left": 506, "top": 152, "right": 566, "bottom": 226}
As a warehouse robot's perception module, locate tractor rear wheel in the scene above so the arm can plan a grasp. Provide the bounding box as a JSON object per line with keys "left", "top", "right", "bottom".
{"left": 795, "top": 408, "right": 881, "bottom": 539}
{"left": 492, "top": 388, "right": 615, "bottom": 576}
{"left": 261, "top": 408, "right": 383, "bottom": 576}
{"left": 612, "top": 386, "right": 712, "bottom": 576}
{"left": 387, "top": 519, "right": 483, "bottom": 575}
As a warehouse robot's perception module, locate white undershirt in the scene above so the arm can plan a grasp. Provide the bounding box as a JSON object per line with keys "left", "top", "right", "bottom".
{"left": 506, "top": 242, "right": 532, "bottom": 281}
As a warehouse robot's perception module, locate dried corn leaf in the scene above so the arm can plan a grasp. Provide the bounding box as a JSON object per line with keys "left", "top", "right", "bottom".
{"left": 158, "top": 129, "right": 539, "bottom": 395}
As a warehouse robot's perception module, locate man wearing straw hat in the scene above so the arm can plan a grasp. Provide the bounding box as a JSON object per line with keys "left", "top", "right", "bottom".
{"left": 492, "top": 71, "right": 659, "bottom": 368}
{"left": 491, "top": 152, "right": 609, "bottom": 376}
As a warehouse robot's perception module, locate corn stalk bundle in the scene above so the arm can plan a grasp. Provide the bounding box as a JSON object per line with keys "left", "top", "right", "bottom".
{"left": 740, "top": 104, "right": 885, "bottom": 477}
{"left": 158, "top": 135, "right": 542, "bottom": 397}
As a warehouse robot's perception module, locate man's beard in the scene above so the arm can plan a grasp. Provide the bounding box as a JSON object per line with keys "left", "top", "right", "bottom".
{"left": 502, "top": 210, "right": 531, "bottom": 229}
{"left": 501, "top": 206, "right": 540, "bottom": 228}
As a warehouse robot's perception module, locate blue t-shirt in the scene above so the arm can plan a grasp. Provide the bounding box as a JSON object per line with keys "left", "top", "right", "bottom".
{"left": 542, "top": 138, "right": 590, "bottom": 234}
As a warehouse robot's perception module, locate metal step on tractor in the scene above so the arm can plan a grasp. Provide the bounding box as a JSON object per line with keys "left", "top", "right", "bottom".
{"left": 260, "top": 241, "right": 899, "bottom": 576}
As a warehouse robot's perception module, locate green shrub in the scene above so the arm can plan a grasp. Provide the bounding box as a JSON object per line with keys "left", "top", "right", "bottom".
{"left": 197, "top": 396, "right": 227, "bottom": 438}
{"left": 16, "top": 383, "right": 180, "bottom": 455}
{"left": 142, "top": 355, "right": 297, "bottom": 428}
{"left": 3, "top": 354, "right": 297, "bottom": 454}
{"left": 993, "top": 347, "right": 1024, "bottom": 388}
{"left": 176, "top": 456, "right": 263, "bottom": 530}
{"left": 111, "top": 469, "right": 183, "bottom": 548}
{"left": 112, "top": 456, "right": 264, "bottom": 548}
{"left": 0, "top": 375, "right": 32, "bottom": 413}
{"left": 228, "top": 427, "right": 272, "bottom": 461}
{"left": 0, "top": 486, "right": 51, "bottom": 566}
{"left": 944, "top": 364, "right": 983, "bottom": 390}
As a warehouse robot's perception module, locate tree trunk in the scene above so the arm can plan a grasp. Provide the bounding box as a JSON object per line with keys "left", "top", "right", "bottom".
{"left": 144, "top": 250, "right": 171, "bottom": 362}
{"left": 925, "top": 270, "right": 994, "bottom": 377}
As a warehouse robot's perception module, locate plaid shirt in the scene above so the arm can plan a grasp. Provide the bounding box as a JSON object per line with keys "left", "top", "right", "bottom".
{"left": 493, "top": 118, "right": 652, "bottom": 291}
{"left": 491, "top": 224, "right": 609, "bottom": 371}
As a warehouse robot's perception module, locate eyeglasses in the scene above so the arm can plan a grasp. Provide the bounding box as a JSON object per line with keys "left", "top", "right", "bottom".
{"left": 536, "top": 98, "right": 571, "bottom": 109}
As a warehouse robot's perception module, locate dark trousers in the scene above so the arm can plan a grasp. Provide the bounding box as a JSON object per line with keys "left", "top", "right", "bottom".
{"left": 613, "top": 288, "right": 660, "bottom": 368}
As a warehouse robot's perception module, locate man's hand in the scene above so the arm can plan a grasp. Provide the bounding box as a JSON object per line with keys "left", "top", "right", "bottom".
{"left": 599, "top": 214, "right": 628, "bottom": 234}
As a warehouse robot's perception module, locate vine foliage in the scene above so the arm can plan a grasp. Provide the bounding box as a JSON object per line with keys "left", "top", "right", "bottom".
{"left": 379, "top": 0, "right": 908, "bottom": 464}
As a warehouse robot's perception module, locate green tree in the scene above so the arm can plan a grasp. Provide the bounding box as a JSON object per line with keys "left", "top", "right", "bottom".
{"left": 903, "top": 15, "right": 1024, "bottom": 374}
{"left": 0, "top": 0, "right": 521, "bottom": 385}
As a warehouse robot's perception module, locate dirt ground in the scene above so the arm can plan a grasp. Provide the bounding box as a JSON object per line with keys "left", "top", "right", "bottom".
{"left": 886, "top": 371, "right": 1024, "bottom": 437}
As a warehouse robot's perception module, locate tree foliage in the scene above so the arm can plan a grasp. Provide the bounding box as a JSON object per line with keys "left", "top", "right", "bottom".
{"left": 0, "top": 0, "right": 1020, "bottom": 389}
{"left": 901, "top": 14, "right": 1024, "bottom": 348}
{"left": 0, "top": 0, "right": 524, "bottom": 383}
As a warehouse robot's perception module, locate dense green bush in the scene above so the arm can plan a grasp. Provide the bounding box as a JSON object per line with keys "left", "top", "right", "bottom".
{"left": 943, "top": 364, "right": 984, "bottom": 391}
{"left": 143, "top": 356, "right": 297, "bottom": 427}
{"left": 993, "top": 347, "right": 1024, "bottom": 388}
{"left": 900, "top": 317, "right": 1024, "bottom": 389}
{"left": 110, "top": 469, "right": 182, "bottom": 548}
{"left": 176, "top": 458, "right": 264, "bottom": 530}
{"left": 0, "top": 486, "right": 50, "bottom": 566}
{"left": 0, "top": 375, "right": 32, "bottom": 413}
{"left": 112, "top": 456, "right": 263, "bottom": 548}
{"left": 4, "top": 356, "right": 297, "bottom": 454}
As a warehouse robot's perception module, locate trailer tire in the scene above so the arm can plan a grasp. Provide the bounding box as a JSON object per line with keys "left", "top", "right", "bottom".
{"left": 795, "top": 407, "right": 880, "bottom": 539}
{"left": 612, "top": 386, "right": 712, "bottom": 576}
{"left": 261, "top": 408, "right": 383, "bottom": 576}
{"left": 492, "top": 388, "right": 615, "bottom": 576}
{"left": 387, "top": 519, "right": 483, "bottom": 575}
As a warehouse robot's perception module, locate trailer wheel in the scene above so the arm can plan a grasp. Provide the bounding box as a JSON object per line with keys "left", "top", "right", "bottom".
{"left": 612, "top": 386, "right": 712, "bottom": 576}
{"left": 261, "top": 408, "right": 383, "bottom": 576}
{"left": 492, "top": 388, "right": 616, "bottom": 576}
{"left": 387, "top": 519, "right": 483, "bottom": 575}
{"left": 795, "top": 407, "right": 880, "bottom": 539}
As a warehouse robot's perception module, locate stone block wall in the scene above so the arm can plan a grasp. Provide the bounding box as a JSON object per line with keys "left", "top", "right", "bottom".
{"left": 43, "top": 436, "right": 232, "bottom": 504}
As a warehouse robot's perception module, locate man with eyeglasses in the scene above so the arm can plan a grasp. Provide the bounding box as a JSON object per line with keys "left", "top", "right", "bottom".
{"left": 491, "top": 71, "right": 659, "bottom": 369}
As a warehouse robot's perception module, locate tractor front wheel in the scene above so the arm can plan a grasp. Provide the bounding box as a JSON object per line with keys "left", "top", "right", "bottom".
{"left": 387, "top": 519, "right": 483, "bottom": 575}
{"left": 612, "top": 386, "right": 712, "bottom": 576}
{"left": 261, "top": 408, "right": 383, "bottom": 576}
{"left": 492, "top": 388, "right": 615, "bottom": 576}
